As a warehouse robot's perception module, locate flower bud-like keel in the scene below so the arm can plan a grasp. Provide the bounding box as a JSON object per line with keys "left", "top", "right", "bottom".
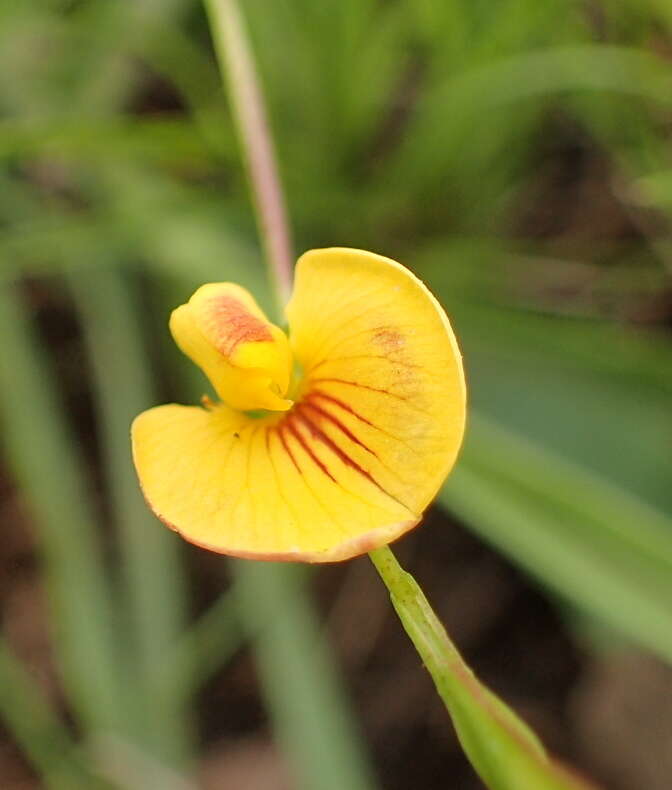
{"left": 132, "top": 248, "right": 466, "bottom": 562}
{"left": 169, "top": 282, "right": 293, "bottom": 412}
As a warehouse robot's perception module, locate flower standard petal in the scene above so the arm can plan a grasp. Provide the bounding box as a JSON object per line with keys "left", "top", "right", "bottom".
{"left": 286, "top": 247, "right": 466, "bottom": 518}
{"left": 132, "top": 248, "right": 466, "bottom": 562}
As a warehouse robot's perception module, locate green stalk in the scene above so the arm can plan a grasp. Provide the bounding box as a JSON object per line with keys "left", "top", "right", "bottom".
{"left": 203, "top": 0, "right": 294, "bottom": 310}
{"left": 369, "top": 546, "right": 598, "bottom": 790}
{"left": 368, "top": 546, "right": 543, "bottom": 751}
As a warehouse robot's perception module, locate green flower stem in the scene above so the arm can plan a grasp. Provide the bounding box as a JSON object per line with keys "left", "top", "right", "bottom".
{"left": 368, "top": 545, "right": 543, "bottom": 752}
{"left": 369, "top": 545, "right": 597, "bottom": 790}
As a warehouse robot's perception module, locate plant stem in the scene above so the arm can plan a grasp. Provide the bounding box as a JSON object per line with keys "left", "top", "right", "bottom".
{"left": 369, "top": 545, "right": 464, "bottom": 671}
{"left": 203, "top": 0, "right": 294, "bottom": 312}
{"left": 368, "top": 543, "right": 521, "bottom": 725}
{"left": 369, "top": 542, "right": 508, "bottom": 738}
{"left": 368, "top": 546, "right": 600, "bottom": 790}
{"left": 367, "top": 544, "right": 531, "bottom": 774}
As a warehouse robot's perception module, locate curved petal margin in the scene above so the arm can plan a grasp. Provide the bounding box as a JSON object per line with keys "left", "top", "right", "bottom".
{"left": 287, "top": 247, "right": 466, "bottom": 518}
{"left": 132, "top": 403, "right": 418, "bottom": 561}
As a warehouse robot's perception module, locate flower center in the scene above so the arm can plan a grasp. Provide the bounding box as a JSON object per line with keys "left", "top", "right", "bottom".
{"left": 169, "top": 283, "right": 294, "bottom": 413}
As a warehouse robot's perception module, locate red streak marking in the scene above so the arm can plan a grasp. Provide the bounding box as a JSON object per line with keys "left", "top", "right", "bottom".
{"left": 311, "top": 356, "right": 423, "bottom": 375}
{"left": 302, "top": 398, "right": 377, "bottom": 457}
{"left": 273, "top": 425, "right": 301, "bottom": 475}
{"left": 309, "top": 377, "right": 410, "bottom": 401}
{"left": 284, "top": 416, "right": 337, "bottom": 482}
{"left": 294, "top": 408, "right": 390, "bottom": 496}
{"left": 309, "top": 390, "right": 375, "bottom": 427}
{"left": 207, "top": 295, "right": 272, "bottom": 356}
{"left": 271, "top": 405, "right": 408, "bottom": 509}
{"left": 311, "top": 388, "right": 418, "bottom": 450}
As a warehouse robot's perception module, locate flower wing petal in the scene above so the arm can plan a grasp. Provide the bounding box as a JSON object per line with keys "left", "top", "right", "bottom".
{"left": 286, "top": 247, "right": 466, "bottom": 518}
{"left": 132, "top": 403, "right": 417, "bottom": 562}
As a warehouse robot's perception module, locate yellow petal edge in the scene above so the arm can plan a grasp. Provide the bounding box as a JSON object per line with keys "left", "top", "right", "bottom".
{"left": 132, "top": 248, "right": 466, "bottom": 562}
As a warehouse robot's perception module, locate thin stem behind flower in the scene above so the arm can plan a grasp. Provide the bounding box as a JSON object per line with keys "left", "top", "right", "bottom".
{"left": 203, "top": 0, "right": 294, "bottom": 312}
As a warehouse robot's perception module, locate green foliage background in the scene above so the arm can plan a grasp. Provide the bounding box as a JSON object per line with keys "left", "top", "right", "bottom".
{"left": 1, "top": 1, "right": 671, "bottom": 788}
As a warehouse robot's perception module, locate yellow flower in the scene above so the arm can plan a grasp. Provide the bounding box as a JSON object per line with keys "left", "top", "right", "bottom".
{"left": 132, "top": 248, "right": 466, "bottom": 562}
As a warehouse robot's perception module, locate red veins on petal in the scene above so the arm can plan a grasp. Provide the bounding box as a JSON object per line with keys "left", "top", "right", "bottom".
{"left": 291, "top": 405, "right": 396, "bottom": 501}
{"left": 309, "top": 377, "right": 411, "bottom": 401}
{"left": 280, "top": 416, "right": 337, "bottom": 482}
{"left": 301, "top": 396, "right": 378, "bottom": 457}
{"left": 308, "top": 390, "right": 376, "bottom": 427}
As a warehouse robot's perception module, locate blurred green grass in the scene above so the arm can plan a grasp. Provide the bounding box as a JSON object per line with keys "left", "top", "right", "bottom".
{"left": 1, "top": 0, "right": 671, "bottom": 787}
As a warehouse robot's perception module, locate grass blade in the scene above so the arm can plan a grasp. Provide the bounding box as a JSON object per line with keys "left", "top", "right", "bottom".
{"left": 69, "top": 264, "right": 193, "bottom": 767}
{"left": 233, "top": 561, "right": 379, "bottom": 790}
{"left": 156, "top": 590, "right": 241, "bottom": 702}
{"left": 441, "top": 412, "right": 672, "bottom": 662}
{"left": 0, "top": 282, "right": 129, "bottom": 736}
{"left": 0, "top": 641, "right": 110, "bottom": 790}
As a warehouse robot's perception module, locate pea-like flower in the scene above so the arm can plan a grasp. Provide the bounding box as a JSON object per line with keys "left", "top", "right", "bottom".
{"left": 132, "top": 248, "right": 466, "bottom": 562}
